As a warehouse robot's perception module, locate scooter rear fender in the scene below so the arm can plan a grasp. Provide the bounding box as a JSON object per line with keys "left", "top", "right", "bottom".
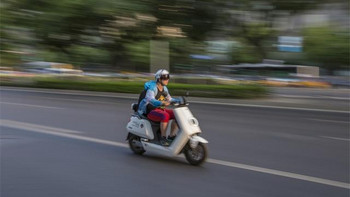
{"left": 126, "top": 132, "right": 132, "bottom": 141}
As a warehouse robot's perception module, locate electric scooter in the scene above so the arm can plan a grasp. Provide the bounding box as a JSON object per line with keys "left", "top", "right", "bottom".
{"left": 126, "top": 97, "right": 208, "bottom": 165}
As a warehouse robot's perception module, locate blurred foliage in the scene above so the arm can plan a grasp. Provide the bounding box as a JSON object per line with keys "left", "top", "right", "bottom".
{"left": 68, "top": 45, "right": 111, "bottom": 67}
{"left": 232, "top": 40, "right": 263, "bottom": 64}
{"left": 303, "top": 26, "right": 350, "bottom": 72}
{"left": 125, "top": 41, "right": 150, "bottom": 72}
{"left": 231, "top": 23, "right": 275, "bottom": 63}
{"left": 0, "top": 76, "right": 268, "bottom": 98}
{"left": 0, "top": 0, "right": 349, "bottom": 73}
{"left": 267, "top": 0, "right": 326, "bottom": 12}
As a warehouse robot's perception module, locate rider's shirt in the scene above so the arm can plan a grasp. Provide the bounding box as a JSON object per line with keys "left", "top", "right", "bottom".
{"left": 147, "top": 88, "right": 168, "bottom": 112}
{"left": 155, "top": 88, "right": 167, "bottom": 101}
{"left": 138, "top": 80, "right": 179, "bottom": 115}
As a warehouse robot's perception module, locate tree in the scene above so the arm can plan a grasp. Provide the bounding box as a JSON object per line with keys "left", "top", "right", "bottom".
{"left": 148, "top": 0, "right": 218, "bottom": 41}
{"left": 303, "top": 26, "right": 349, "bottom": 73}
{"left": 215, "top": 0, "right": 329, "bottom": 62}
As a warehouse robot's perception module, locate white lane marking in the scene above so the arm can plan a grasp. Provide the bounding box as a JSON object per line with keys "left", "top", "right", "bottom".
{"left": 0, "top": 102, "right": 63, "bottom": 109}
{"left": 320, "top": 136, "right": 350, "bottom": 142}
{"left": 207, "top": 159, "right": 350, "bottom": 189}
{"left": 36, "top": 96, "right": 117, "bottom": 105}
{"left": 1, "top": 120, "right": 83, "bottom": 134}
{"left": 2, "top": 87, "right": 349, "bottom": 114}
{"left": 0, "top": 87, "right": 138, "bottom": 99}
{"left": 278, "top": 94, "right": 350, "bottom": 101}
{"left": 307, "top": 118, "right": 349, "bottom": 124}
{"left": 0, "top": 119, "right": 127, "bottom": 147}
{"left": 1, "top": 119, "right": 349, "bottom": 189}
{"left": 326, "top": 96, "right": 350, "bottom": 100}
{"left": 191, "top": 100, "right": 350, "bottom": 114}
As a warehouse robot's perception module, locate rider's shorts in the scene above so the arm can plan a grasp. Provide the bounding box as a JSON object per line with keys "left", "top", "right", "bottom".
{"left": 147, "top": 108, "right": 175, "bottom": 123}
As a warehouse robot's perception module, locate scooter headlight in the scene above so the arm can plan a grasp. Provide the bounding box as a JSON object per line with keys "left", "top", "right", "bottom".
{"left": 188, "top": 118, "right": 199, "bottom": 126}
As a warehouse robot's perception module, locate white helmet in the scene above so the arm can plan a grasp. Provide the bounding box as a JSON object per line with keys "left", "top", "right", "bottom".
{"left": 155, "top": 69, "right": 170, "bottom": 81}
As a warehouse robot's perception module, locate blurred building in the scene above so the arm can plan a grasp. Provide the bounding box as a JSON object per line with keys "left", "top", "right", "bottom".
{"left": 218, "top": 59, "right": 319, "bottom": 78}
{"left": 274, "top": 3, "right": 349, "bottom": 32}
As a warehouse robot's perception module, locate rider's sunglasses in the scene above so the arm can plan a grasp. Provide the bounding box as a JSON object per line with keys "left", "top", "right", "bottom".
{"left": 160, "top": 74, "right": 170, "bottom": 80}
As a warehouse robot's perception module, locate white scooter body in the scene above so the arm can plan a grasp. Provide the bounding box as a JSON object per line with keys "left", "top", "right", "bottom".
{"left": 126, "top": 100, "right": 208, "bottom": 164}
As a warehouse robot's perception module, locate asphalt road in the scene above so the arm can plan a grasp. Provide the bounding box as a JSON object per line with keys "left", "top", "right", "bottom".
{"left": 271, "top": 87, "right": 350, "bottom": 100}
{"left": 1, "top": 88, "right": 349, "bottom": 197}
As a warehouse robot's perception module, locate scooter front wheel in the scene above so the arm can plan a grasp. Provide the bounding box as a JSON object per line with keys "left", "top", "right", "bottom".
{"left": 128, "top": 134, "right": 145, "bottom": 155}
{"left": 184, "top": 143, "right": 207, "bottom": 166}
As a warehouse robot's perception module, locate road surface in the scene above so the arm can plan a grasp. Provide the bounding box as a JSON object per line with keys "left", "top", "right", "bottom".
{"left": 1, "top": 88, "right": 349, "bottom": 197}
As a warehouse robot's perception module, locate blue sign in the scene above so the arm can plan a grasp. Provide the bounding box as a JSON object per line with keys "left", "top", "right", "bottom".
{"left": 278, "top": 45, "right": 302, "bottom": 52}
{"left": 278, "top": 36, "right": 303, "bottom": 53}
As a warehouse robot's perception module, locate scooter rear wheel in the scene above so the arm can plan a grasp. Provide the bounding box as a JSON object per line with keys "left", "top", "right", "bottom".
{"left": 128, "top": 135, "right": 145, "bottom": 155}
{"left": 184, "top": 143, "right": 207, "bottom": 166}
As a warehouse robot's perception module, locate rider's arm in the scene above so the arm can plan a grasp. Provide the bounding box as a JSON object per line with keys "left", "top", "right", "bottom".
{"left": 169, "top": 97, "right": 180, "bottom": 103}
{"left": 164, "top": 87, "right": 180, "bottom": 103}
{"left": 145, "top": 88, "right": 162, "bottom": 107}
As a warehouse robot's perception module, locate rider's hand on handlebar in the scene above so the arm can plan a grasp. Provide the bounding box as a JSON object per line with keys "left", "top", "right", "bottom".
{"left": 162, "top": 101, "right": 171, "bottom": 106}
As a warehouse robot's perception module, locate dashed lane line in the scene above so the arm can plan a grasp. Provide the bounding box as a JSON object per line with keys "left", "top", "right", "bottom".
{"left": 0, "top": 102, "right": 64, "bottom": 109}
{"left": 207, "top": 158, "right": 349, "bottom": 189}
{"left": 307, "top": 118, "right": 349, "bottom": 124}
{"left": 320, "top": 136, "right": 350, "bottom": 142}
{"left": 1, "top": 119, "right": 83, "bottom": 134}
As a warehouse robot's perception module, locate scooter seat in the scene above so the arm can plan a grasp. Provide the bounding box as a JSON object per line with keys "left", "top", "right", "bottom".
{"left": 149, "top": 120, "right": 160, "bottom": 126}
{"left": 135, "top": 113, "right": 160, "bottom": 126}
{"left": 131, "top": 103, "right": 138, "bottom": 112}
{"left": 138, "top": 113, "right": 148, "bottom": 119}
{"left": 142, "top": 116, "right": 160, "bottom": 126}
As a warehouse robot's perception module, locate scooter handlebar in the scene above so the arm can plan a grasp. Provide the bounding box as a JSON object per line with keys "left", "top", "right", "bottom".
{"left": 171, "top": 96, "right": 189, "bottom": 106}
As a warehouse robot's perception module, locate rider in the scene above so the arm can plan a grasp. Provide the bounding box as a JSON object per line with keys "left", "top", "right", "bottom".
{"left": 138, "top": 69, "right": 179, "bottom": 146}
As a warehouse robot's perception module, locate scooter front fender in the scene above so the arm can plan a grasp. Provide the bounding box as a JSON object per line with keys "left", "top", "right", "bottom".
{"left": 189, "top": 135, "right": 208, "bottom": 149}
{"left": 191, "top": 135, "right": 208, "bottom": 143}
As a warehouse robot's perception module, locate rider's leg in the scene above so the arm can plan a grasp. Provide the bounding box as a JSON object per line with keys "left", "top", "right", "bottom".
{"left": 164, "top": 109, "right": 177, "bottom": 137}
{"left": 160, "top": 122, "right": 168, "bottom": 137}
{"left": 169, "top": 121, "right": 178, "bottom": 137}
{"left": 147, "top": 109, "right": 175, "bottom": 146}
{"left": 147, "top": 109, "right": 170, "bottom": 138}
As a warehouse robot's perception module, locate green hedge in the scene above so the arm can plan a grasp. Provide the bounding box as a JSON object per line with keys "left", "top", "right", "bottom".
{"left": 0, "top": 76, "right": 269, "bottom": 99}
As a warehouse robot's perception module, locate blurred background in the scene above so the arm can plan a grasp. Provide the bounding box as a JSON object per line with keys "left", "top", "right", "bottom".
{"left": 1, "top": 1, "right": 350, "bottom": 196}
{"left": 0, "top": 0, "right": 349, "bottom": 87}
